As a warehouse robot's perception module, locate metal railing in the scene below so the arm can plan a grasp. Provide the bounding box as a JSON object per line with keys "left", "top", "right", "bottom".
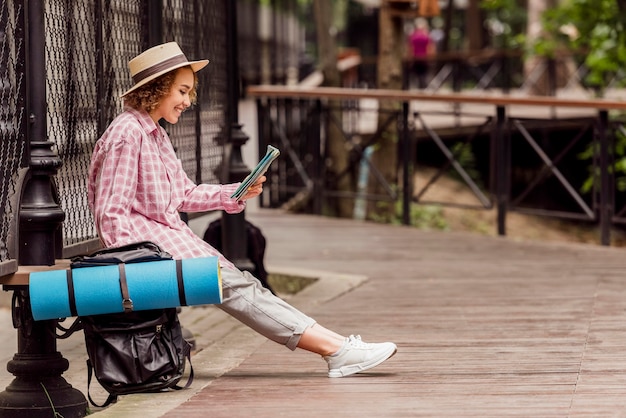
{"left": 248, "top": 85, "right": 626, "bottom": 246}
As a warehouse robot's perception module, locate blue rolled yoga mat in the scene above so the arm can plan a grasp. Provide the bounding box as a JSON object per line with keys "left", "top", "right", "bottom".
{"left": 29, "top": 257, "right": 222, "bottom": 321}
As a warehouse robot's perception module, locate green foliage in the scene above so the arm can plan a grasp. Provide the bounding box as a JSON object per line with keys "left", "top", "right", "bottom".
{"left": 448, "top": 142, "right": 484, "bottom": 189}
{"left": 539, "top": 1, "right": 626, "bottom": 194}
{"left": 368, "top": 201, "right": 396, "bottom": 224}
{"left": 369, "top": 200, "right": 449, "bottom": 231}
{"left": 480, "top": 0, "right": 527, "bottom": 49}
{"left": 579, "top": 120, "right": 626, "bottom": 195}
{"left": 615, "top": 126, "right": 626, "bottom": 192}
{"left": 539, "top": 0, "right": 626, "bottom": 91}
{"left": 404, "top": 203, "right": 449, "bottom": 230}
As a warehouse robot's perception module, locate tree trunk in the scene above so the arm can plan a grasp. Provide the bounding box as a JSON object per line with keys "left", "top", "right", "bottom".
{"left": 313, "top": 0, "right": 353, "bottom": 217}
{"left": 465, "top": 0, "right": 483, "bottom": 51}
{"left": 525, "top": 0, "right": 570, "bottom": 95}
{"left": 368, "top": 1, "right": 403, "bottom": 222}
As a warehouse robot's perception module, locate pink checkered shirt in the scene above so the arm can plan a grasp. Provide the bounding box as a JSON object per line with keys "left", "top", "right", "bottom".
{"left": 88, "top": 108, "right": 244, "bottom": 269}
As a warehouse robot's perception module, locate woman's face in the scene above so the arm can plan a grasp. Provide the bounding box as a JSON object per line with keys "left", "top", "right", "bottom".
{"left": 150, "top": 67, "right": 195, "bottom": 124}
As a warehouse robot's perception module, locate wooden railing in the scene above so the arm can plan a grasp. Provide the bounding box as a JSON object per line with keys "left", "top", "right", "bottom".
{"left": 248, "top": 85, "right": 626, "bottom": 109}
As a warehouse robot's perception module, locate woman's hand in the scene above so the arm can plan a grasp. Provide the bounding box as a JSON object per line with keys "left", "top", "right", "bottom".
{"left": 240, "top": 175, "right": 266, "bottom": 201}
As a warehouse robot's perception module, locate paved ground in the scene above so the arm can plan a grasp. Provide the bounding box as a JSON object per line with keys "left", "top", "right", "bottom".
{"left": 2, "top": 209, "right": 626, "bottom": 417}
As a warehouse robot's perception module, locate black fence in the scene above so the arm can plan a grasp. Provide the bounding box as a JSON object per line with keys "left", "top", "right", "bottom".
{"left": 0, "top": 0, "right": 233, "bottom": 270}
{"left": 0, "top": 0, "right": 307, "bottom": 272}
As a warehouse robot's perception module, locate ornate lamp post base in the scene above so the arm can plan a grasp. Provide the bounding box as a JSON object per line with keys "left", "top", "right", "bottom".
{"left": 0, "top": 353, "right": 87, "bottom": 417}
{"left": 0, "top": 288, "right": 88, "bottom": 417}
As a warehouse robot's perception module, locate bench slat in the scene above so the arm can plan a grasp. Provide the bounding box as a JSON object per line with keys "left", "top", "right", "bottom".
{"left": 0, "top": 260, "right": 71, "bottom": 286}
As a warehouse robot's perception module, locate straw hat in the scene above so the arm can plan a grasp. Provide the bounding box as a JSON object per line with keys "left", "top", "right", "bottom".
{"left": 121, "top": 42, "right": 209, "bottom": 97}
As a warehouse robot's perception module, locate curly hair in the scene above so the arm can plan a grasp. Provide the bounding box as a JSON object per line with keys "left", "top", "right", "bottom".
{"left": 123, "top": 66, "right": 198, "bottom": 113}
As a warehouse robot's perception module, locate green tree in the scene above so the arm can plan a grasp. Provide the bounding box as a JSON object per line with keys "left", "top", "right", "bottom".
{"left": 540, "top": 0, "right": 626, "bottom": 93}
{"left": 550, "top": 1, "right": 626, "bottom": 197}
{"left": 480, "top": 0, "right": 527, "bottom": 49}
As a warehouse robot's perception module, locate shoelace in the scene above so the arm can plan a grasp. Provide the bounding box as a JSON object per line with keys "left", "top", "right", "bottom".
{"left": 346, "top": 334, "right": 371, "bottom": 349}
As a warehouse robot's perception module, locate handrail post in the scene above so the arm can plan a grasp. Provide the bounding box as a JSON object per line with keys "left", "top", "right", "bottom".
{"left": 598, "top": 109, "right": 612, "bottom": 245}
{"left": 401, "top": 100, "right": 411, "bottom": 225}
{"left": 502, "top": 52, "right": 511, "bottom": 94}
{"left": 452, "top": 56, "right": 462, "bottom": 92}
{"left": 495, "top": 105, "right": 509, "bottom": 236}
{"left": 313, "top": 99, "right": 323, "bottom": 214}
{"left": 547, "top": 57, "right": 557, "bottom": 97}
{"left": 0, "top": 1, "right": 87, "bottom": 416}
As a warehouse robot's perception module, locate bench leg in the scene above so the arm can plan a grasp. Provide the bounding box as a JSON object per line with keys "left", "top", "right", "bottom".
{"left": 0, "top": 289, "right": 87, "bottom": 417}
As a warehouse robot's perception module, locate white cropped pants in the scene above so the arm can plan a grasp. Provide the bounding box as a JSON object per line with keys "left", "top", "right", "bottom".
{"left": 217, "top": 267, "right": 316, "bottom": 350}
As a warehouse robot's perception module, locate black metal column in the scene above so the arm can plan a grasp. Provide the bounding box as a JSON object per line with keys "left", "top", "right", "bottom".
{"left": 598, "top": 109, "right": 612, "bottom": 246}
{"left": 401, "top": 101, "right": 411, "bottom": 225}
{"left": 0, "top": 1, "right": 87, "bottom": 417}
{"left": 146, "top": 0, "right": 164, "bottom": 48}
{"left": 221, "top": 0, "right": 254, "bottom": 272}
{"left": 495, "top": 105, "right": 508, "bottom": 236}
{"left": 312, "top": 99, "right": 323, "bottom": 214}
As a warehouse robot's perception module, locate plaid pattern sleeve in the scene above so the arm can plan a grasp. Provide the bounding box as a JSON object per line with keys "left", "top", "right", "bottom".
{"left": 88, "top": 112, "right": 142, "bottom": 246}
{"left": 88, "top": 109, "right": 243, "bottom": 267}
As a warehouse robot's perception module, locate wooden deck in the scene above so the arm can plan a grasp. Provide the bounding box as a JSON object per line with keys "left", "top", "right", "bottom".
{"left": 160, "top": 209, "right": 626, "bottom": 417}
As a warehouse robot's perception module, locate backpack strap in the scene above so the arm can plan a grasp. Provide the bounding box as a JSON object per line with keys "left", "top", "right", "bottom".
{"left": 171, "top": 350, "right": 194, "bottom": 390}
{"left": 118, "top": 263, "right": 134, "bottom": 313}
{"left": 66, "top": 269, "right": 78, "bottom": 317}
{"left": 67, "top": 260, "right": 135, "bottom": 316}
{"left": 182, "top": 350, "right": 194, "bottom": 388}
{"left": 55, "top": 317, "right": 83, "bottom": 339}
{"left": 176, "top": 259, "right": 187, "bottom": 307}
{"left": 86, "top": 359, "right": 118, "bottom": 408}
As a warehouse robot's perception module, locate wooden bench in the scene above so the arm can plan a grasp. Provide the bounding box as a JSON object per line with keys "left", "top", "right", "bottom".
{"left": 0, "top": 260, "right": 71, "bottom": 287}
{"left": 0, "top": 239, "right": 101, "bottom": 287}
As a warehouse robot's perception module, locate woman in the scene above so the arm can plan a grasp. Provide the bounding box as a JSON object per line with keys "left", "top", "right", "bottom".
{"left": 408, "top": 18, "right": 433, "bottom": 89}
{"left": 88, "top": 42, "right": 396, "bottom": 378}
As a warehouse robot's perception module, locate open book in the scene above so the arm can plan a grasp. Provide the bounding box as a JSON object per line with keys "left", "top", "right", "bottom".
{"left": 230, "top": 145, "right": 280, "bottom": 201}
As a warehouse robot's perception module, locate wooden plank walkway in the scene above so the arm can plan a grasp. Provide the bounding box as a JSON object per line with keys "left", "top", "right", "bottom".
{"left": 161, "top": 209, "right": 626, "bottom": 417}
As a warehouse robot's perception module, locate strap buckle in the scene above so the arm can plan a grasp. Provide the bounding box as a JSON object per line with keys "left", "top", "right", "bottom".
{"left": 122, "top": 298, "right": 134, "bottom": 313}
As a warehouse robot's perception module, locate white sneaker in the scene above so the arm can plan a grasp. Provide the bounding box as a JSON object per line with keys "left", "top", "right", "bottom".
{"left": 324, "top": 335, "right": 397, "bottom": 378}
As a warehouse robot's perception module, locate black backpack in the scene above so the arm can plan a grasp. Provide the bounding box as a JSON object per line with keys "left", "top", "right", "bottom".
{"left": 203, "top": 219, "right": 275, "bottom": 294}
{"left": 82, "top": 308, "right": 193, "bottom": 407}
{"left": 67, "top": 242, "right": 194, "bottom": 407}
